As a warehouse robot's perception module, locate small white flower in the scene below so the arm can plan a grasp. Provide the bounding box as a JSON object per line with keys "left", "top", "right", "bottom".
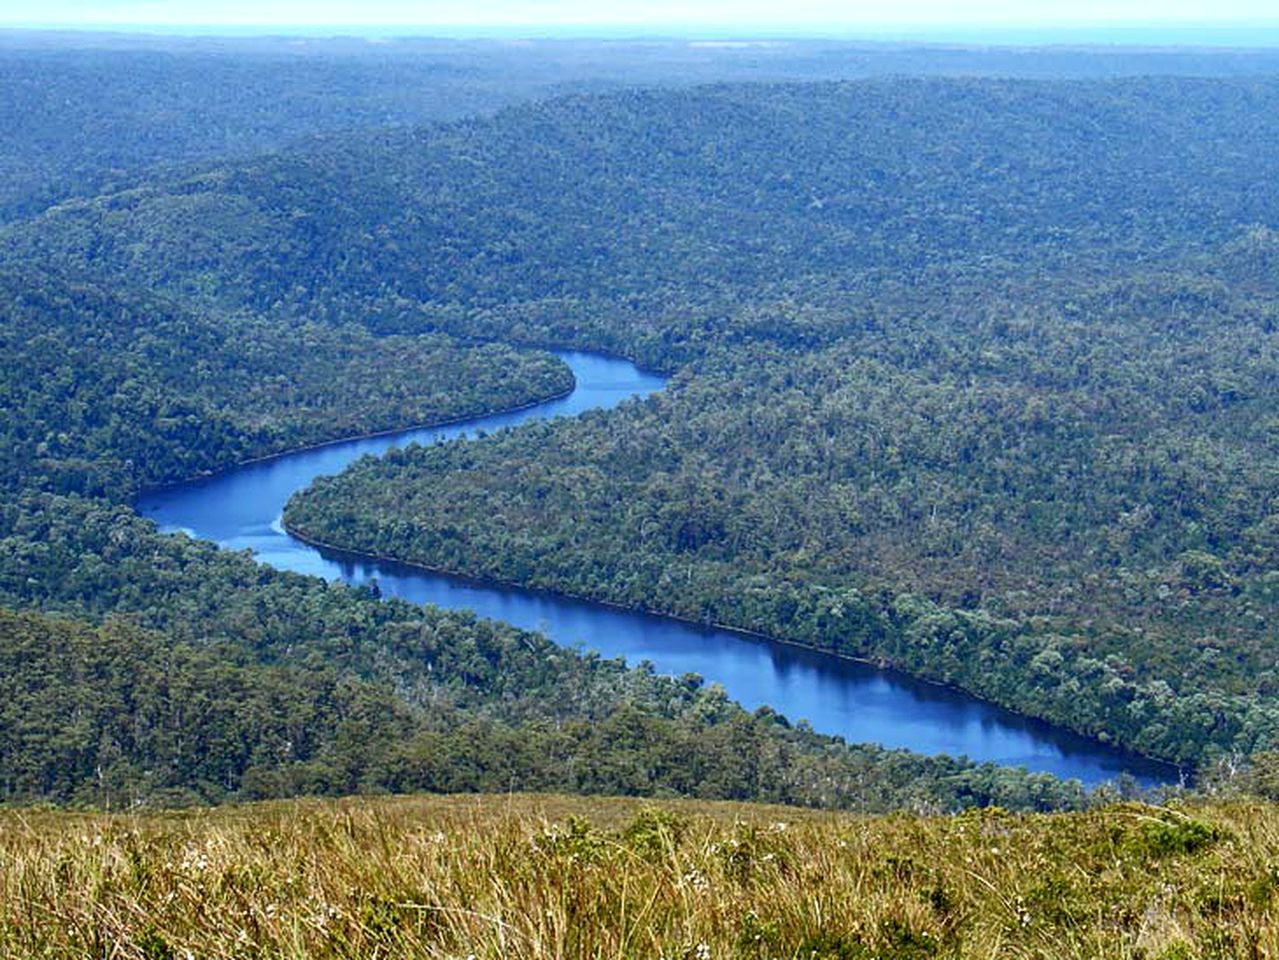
{"left": 178, "top": 847, "right": 211, "bottom": 874}
{"left": 681, "top": 869, "right": 710, "bottom": 892}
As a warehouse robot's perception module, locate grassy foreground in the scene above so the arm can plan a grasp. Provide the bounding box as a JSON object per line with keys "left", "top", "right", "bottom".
{"left": 1, "top": 793, "right": 1276, "bottom": 959}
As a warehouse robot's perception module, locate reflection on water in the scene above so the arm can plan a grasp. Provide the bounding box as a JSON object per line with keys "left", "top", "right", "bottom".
{"left": 138, "top": 351, "right": 1178, "bottom": 788}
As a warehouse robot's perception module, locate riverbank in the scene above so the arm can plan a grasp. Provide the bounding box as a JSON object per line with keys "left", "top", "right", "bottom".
{"left": 282, "top": 518, "right": 1182, "bottom": 786}
{"left": 139, "top": 350, "right": 1173, "bottom": 787}
{"left": 138, "top": 382, "right": 576, "bottom": 493}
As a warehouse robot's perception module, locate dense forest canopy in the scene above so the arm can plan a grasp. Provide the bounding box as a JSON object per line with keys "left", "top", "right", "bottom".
{"left": 246, "top": 78, "right": 1279, "bottom": 768}
{"left": 6, "top": 58, "right": 1279, "bottom": 806}
{"left": 0, "top": 495, "right": 1084, "bottom": 811}
{"left": 286, "top": 272, "right": 1279, "bottom": 767}
{"left": 8, "top": 77, "right": 1279, "bottom": 365}
{"left": 0, "top": 264, "right": 573, "bottom": 498}
{"left": 5, "top": 35, "right": 1279, "bottom": 221}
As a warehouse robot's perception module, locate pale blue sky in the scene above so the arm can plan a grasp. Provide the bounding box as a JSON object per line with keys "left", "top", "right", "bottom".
{"left": 3, "top": 0, "right": 1278, "bottom": 33}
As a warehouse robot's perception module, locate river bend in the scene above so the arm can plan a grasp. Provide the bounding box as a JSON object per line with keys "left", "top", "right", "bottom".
{"left": 138, "top": 350, "right": 1176, "bottom": 787}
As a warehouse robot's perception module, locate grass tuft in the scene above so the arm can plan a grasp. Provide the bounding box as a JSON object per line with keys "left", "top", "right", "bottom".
{"left": 2, "top": 794, "right": 1278, "bottom": 958}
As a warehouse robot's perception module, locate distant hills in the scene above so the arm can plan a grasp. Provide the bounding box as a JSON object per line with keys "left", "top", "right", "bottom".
{"left": 5, "top": 33, "right": 1279, "bottom": 220}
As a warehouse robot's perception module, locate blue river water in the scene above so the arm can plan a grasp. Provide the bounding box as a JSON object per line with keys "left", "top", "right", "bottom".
{"left": 138, "top": 350, "right": 1178, "bottom": 787}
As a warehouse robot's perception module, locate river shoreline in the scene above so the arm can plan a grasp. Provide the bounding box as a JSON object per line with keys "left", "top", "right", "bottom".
{"left": 139, "top": 349, "right": 1176, "bottom": 786}
{"left": 281, "top": 518, "right": 1182, "bottom": 781}
{"left": 137, "top": 382, "right": 576, "bottom": 494}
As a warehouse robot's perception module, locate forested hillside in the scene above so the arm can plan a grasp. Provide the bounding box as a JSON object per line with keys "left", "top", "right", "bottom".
{"left": 8, "top": 78, "right": 1279, "bottom": 365}
{"left": 0, "top": 264, "right": 572, "bottom": 497}
{"left": 181, "top": 77, "right": 1279, "bottom": 771}
{"left": 0, "top": 496, "right": 1082, "bottom": 810}
{"left": 0, "top": 172, "right": 1091, "bottom": 810}
{"left": 286, "top": 260, "right": 1279, "bottom": 768}
{"left": 7, "top": 71, "right": 1279, "bottom": 806}
{"left": 6, "top": 37, "right": 1279, "bottom": 222}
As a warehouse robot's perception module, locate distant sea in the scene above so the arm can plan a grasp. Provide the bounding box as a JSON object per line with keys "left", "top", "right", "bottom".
{"left": 3, "top": 23, "right": 1279, "bottom": 48}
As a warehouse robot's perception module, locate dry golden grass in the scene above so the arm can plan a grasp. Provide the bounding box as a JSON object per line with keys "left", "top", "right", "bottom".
{"left": 2, "top": 792, "right": 1278, "bottom": 959}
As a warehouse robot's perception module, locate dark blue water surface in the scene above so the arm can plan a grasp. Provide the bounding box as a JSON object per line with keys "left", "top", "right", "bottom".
{"left": 138, "top": 350, "right": 1177, "bottom": 787}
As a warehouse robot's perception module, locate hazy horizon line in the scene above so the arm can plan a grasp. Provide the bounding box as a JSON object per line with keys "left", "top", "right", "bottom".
{"left": 4, "top": 20, "right": 1279, "bottom": 48}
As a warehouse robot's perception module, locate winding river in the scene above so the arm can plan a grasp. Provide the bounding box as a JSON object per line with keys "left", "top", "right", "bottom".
{"left": 138, "top": 350, "right": 1177, "bottom": 787}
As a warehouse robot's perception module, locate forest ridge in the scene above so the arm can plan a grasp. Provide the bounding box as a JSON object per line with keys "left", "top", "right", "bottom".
{"left": 3, "top": 64, "right": 1279, "bottom": 806}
